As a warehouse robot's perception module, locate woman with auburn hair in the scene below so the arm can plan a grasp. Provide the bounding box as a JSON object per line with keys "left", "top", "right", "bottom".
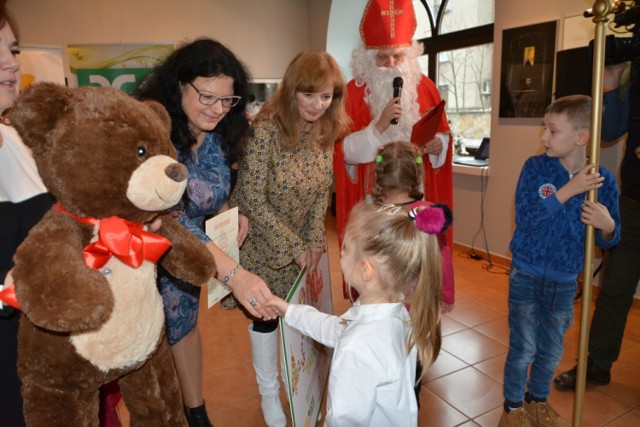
{"left": 223, "top": 50, "right": 350, "bottom": 426}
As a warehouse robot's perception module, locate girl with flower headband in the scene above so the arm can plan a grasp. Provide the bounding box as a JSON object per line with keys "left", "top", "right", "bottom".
{"left": 374, "top": 140, "right": 454, "bottom": 409}
{"left": 373, "top": 141, "right": 454, "bottom": 312}
{"left": 266, "top": 201, "right": 444, "bottom": 426}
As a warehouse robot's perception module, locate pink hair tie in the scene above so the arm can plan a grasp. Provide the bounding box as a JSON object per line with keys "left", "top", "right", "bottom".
{"left": 408, "top": 203, "right": 452, "bottom": 235}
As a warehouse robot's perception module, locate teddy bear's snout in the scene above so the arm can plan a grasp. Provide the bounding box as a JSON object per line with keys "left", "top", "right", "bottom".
{"left": 127, "top": 155, "right": 188, "bottom": 211}
{"left": 165, "top": 162, "right": 188, "bottom": 183}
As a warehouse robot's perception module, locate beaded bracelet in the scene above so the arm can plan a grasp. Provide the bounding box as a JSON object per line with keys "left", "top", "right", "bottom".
{"left": 223, "top": 264, "right": 241, "bottom": 285}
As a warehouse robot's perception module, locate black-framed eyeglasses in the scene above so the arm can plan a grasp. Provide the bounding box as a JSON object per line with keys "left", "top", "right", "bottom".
{"left": 188, "top": 81, "right": 241, "bottom": 108}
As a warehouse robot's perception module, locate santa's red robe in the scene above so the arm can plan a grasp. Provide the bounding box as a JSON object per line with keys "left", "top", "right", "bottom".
{"left": 334, "top": 76, "right": 453, "bottom": 297}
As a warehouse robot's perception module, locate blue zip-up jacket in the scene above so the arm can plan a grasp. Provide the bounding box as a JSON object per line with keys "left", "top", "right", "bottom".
{"left": 509, "top": 154, "right": 621, "bottom": 281}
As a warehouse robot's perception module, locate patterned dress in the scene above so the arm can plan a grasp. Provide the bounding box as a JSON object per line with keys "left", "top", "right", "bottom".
{"left": 158, "top": 132, "right": 230, "bottom": 345}
{"left": 223, "top": 116, "right": 333, "bottom": 308}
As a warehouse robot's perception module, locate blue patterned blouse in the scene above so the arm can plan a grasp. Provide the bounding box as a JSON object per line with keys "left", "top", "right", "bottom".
{"left": 172, "top": 131, "right": 231, "bottom": 243}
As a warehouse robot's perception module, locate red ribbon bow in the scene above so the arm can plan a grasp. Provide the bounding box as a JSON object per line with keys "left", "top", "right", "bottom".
{"left": 54, "top": 203, "right": 172, "bottom": 269}
{"left": 0, "top": 205, "right": 172, "bottom": 312}
{"left": 0, "top": 284, "right": 19, "bottom": 310}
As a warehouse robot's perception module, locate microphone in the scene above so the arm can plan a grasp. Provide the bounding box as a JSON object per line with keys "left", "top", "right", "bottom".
{"left": 391, "top": 77, "right": 403, "bottom": 125}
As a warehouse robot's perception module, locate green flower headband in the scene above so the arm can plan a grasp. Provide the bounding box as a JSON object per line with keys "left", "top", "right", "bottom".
{"left": 375, "top": 154, "right": 422, "bottom": 164}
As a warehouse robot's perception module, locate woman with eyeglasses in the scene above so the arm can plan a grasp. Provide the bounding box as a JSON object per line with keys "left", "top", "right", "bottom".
{"left": 221, "top": 50, "right": 350, "bottom": 426}
{"left": 135, "top": 38, "right": 277, "bottom": 427}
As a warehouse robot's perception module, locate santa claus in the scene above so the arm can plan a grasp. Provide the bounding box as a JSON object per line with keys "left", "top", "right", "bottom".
{"left": 334, "top": 0, "right": 454, "bottom": 280}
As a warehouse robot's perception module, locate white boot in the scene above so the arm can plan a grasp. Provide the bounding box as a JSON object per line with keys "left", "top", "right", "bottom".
{"left": 249, "top": 325, "right": 287, "bottom": 427}
{"left": 280, "top": 344, "right": 289, "bottom": 403}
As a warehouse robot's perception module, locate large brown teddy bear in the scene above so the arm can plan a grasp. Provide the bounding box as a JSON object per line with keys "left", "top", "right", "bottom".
{"left": 8, "top": 82, "right": 216, "bottom": 426}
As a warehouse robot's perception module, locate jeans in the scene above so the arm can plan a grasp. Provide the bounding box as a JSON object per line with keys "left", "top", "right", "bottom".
{"left": 589, "top": 196, "right": 640, "bottom": 369}
{"left": 503, "top": 267, "right": 576, "bottom": 403}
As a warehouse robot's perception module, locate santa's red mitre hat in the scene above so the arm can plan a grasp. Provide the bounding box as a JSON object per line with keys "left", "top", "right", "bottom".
{"left": 360, "top": 0, "right": 416, "bottom": 49}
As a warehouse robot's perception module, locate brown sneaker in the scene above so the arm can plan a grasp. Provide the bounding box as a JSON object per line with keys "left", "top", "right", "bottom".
{"left": 499, "top": 408, "right": 532, "bottom": 427}
{"left": 523, "top": 401, "right": 571, "bottom": 427}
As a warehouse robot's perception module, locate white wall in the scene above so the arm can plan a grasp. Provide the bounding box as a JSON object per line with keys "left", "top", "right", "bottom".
{"left": 326, "top": 0, "right": 367, "bottom": 81}
{"left": 7, "top": 0, "right": 331, "bottom": 80}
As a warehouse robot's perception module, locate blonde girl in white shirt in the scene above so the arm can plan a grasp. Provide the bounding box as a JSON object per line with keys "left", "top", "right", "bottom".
{"left": 266, "top": 201, "right": 444, "bottom": 426}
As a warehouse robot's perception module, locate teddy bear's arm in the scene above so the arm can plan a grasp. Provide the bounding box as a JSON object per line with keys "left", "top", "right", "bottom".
{"left": 13, "top": 211, "right": 114, "bottom": 332}
{"left": 155, "top": 214, "right": 216, "bottom": 286}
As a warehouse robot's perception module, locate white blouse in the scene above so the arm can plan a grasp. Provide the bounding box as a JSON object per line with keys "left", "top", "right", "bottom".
{"left": 0, "top": 124, "right": 47, "bottom": 202}
{"left": 284, "top": 300, "right": 418, "bottom": 427}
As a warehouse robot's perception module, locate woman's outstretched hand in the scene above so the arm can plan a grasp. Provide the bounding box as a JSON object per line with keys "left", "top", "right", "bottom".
{"left": 228, "top": 268, "right": 279, "bottom": 320}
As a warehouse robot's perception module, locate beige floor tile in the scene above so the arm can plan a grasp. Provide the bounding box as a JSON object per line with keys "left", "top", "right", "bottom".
{"left": 472, "top": 291, "right": 509, "bottom": 315}
{"left": 209, "top": 396, "right": 270, "bottom": 427}
{"left": 441, "top": 314, "right": 470, "bottom": 336}
{"left": 418, "top": 388, "right": 470, "bottom": 426}
{"left": 424, "top": 349, "right": 468, "bottom": 382}
{"left": 441, "top": 328, "right": 508, "bottom": 365}
{"left": 426, "top": 366, "right": 504, "bottom": 419}
{"left": 473, "top": 353, "right": 507, "bottom": 384}
{"left": 446, "top": 299, "right": 506, "bottom": 328}
{"left": 473, "top": 316, "right": 510, "bottom": 346}
{"left": 203, "top": 364, "right": 261, "bottom": 408}
{"left": 472, "top": 406, "right": 503, "bottom": 427}
{"left": 549, "top": 387, "right": 635, "bottom": 427}
{"left": 603, "top": 406, "right": 640, "bottom": 426}
{"left": 597, "top": 345, "right": 640, "bottom": 406}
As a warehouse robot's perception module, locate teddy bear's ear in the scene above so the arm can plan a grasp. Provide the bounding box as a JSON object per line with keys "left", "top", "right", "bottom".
{"left": 143, "top": 100, "right": 172, "bottom": 135}
{"left": 10, "top": 82, "right": 73, "bottom": 152}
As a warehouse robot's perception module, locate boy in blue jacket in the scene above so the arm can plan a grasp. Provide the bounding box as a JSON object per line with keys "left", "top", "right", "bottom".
{"left": 500, "top": 95, "right": 621, "bottom": 427}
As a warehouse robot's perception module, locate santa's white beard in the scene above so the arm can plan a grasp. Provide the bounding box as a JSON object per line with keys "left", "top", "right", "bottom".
{"left": 363, "top": 60, "right": 423, "bottom": 143}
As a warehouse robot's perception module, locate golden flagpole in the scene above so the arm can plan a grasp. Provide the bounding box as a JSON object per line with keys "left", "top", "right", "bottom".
{"left": 573, "top": 1, "right": 614, "bottom": 425}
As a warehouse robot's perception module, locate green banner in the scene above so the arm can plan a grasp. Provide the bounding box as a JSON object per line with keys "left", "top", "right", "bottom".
{"left": 67, "top": 44, "right": 173, "bottom": 93}
{"left": 75, "top": 68, "right": 154, "bottom": 94}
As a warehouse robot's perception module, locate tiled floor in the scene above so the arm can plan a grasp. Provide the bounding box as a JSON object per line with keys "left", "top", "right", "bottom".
{"left": 122, "top": 213, "right": 640, "bottom": 426}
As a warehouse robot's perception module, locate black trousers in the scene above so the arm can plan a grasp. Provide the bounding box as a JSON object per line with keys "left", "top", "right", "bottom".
{"left": 589, "top": 196, "right": 640, "bottom": 369}
{"left": 1, "top": 194, "right": 54, "bottom": 427}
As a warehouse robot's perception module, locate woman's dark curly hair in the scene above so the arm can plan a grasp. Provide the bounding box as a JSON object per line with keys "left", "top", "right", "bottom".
{"left": 134, "top": 38, "right": 251, "bottom": 164}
